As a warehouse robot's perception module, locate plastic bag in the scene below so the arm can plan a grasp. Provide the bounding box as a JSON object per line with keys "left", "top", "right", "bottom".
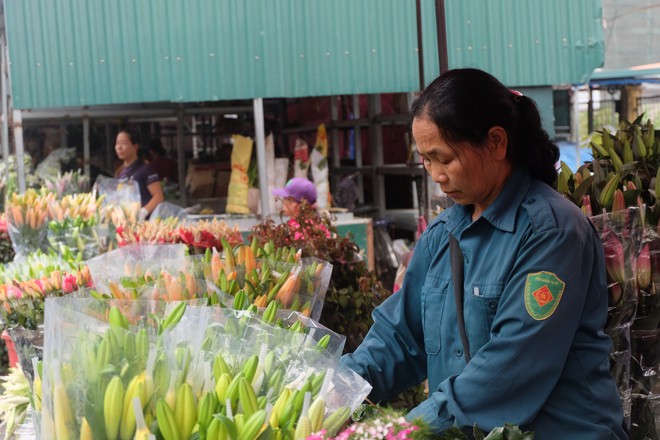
{"left": 150, "top": 201, "right": 187, "bottom": 221}
{"left": 4, "top": 190, "right": 54, "bottom": 260}
{"left": 86, "top": 243, "right": 188, "bottom": 295}
{"left": 590, "top": 207, "right": 660, "bottom": 434}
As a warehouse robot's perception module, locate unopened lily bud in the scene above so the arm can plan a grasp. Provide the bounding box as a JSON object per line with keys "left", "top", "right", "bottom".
{"left": 581, "top": 195, "right": 593, "bottom": 218}
{"left": 636, "top": 244, "right": 651, "bottom": 289}
{"left": 609, "top": 283, "right": 622, "bottom": 305}
{"left": 612, "top": 189, "right": 626, "bottom": 212}
{"left": 603, "top": 233, "right": 625, "bottom": 284}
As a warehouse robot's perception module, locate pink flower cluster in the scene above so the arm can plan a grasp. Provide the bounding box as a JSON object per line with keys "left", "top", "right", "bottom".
{"left": 0, "top": 266, "right": 92, "bottom": 328}
{"left": 307, "top": 415, "right": 419, "bottom": 440}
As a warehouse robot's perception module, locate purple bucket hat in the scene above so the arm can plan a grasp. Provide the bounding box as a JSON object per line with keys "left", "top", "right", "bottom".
{"left": 272, "top": 177, "right": 317, "bottom": 204}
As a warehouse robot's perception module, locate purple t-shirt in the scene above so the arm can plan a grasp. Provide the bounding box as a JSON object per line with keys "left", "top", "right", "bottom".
{"left": 115, "top": 160, "right": 160, "bottom": 206}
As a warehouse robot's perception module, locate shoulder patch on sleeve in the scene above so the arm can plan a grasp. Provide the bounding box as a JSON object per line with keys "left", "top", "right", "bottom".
{"left": 524, "top": 271, "right": 565, "bottom": 320}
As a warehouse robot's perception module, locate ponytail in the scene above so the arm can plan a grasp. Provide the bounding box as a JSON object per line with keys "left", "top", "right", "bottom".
{"left": 512, "top": 96, "right": 559, "bottom": 186}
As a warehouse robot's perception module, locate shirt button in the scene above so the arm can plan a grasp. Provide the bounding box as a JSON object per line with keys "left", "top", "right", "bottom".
{"left": 527, "top": 198, "right": 536, "bottom": 204}
{"left": 489, "top": 301, "right": 497, "bottom": 310}
{"left": 454, "top": 347, "right": 463, "bottom": 357}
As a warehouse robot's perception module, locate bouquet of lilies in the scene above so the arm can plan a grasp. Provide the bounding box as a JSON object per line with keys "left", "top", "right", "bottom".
{"left": 0, "top": 249, "right": 90, "bottom": 334}
{"left": 116, "top": 216, "right": 244, "bottom": 254}
{"left": 47, "top": 192, "right": 105, "bottom": 260}
{"left": 0, "top": 213, "right": 15, "bottom": 264}
{"left": 191, "top": 239, "right": 333, "bottom": 319}
{"left": 4, "top": 189, "right": 55, "bottom": 260}
{"left": 39, "top": 297, "right": 371, "bottom": 440}
{"left": 42, "top": 169, "right": 90, "bottom": 198}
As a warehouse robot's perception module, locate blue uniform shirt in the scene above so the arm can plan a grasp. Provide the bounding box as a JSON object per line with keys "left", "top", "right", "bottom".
{"left": 342, "top": 169, "right": 626, "bottom": 439}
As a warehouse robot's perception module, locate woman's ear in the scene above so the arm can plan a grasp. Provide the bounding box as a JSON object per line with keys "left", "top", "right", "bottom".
{"left": 487, "top": 126, "right": 508, "bottom": 160}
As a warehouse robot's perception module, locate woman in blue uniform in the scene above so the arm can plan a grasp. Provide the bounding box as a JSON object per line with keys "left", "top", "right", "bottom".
{"left": 342, "top": 69, "right": 626, "bottom": 439}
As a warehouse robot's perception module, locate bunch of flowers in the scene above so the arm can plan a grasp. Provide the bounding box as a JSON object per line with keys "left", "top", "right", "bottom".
{"left": 306, "top": 407, "right": 533, "bottom": 440}
{"left": 0, "top": 154, "right": 41, "bottom": 213}
{"left": 4, "top": 189, "right": 55, "bottom": 259}
{"left": 116, "top": 216, "right": 244, "bottom": 254}
{"left": 307, "top": 412, "right": 425, "bottom": 440}
{"left": 250, "top": 202, "right": 391, "bottom": 353}
{"left": 116, "top": 217, "right": 181, "bottom": 245}
{"left": 39, "top": 298, "right": 370, "bottom": 439}
{"left": 0, "top": 213, "right": 15, "bottom": 264}
{"left": 556, "top": 117, "right": 660, "bottom": 436}
{"left": 0, "top": 250, "right": 90, "bottom": 331}
{"left": 41, "top": 169, "right": 90, "bottom": 198}
{"left": 178, "top": 218, "right": 245, "bottom": 253}
{"left": 47, "top": 192, "right": 105, "bottom": 259}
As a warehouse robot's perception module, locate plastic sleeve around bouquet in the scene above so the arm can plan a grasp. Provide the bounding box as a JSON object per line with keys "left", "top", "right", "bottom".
{"left": 5, "top": 209, "right": 49, "bottom": 260}
{"left": 86, "top": 243, "right": 188, "bottom": 295}
{"left": 47, "top": 224, "right": 101, "bottom": 261}
{"left": 94, "top": 175, "right": 141, "bottom": 206}
{"left": 589, "top": 207, "right": 660, "bottom": 432}
{"left": 41, "top": 295, "right": 168, "bottom": 439}
{"left": 137, "top": 274, "right": 232, "bottom": 305}
{"left": 249, "top": 257, "right": 332, "bottom": 320}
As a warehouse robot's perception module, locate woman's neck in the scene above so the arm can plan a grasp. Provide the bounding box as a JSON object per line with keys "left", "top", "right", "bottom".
{"left": 123, "top": 157, "right": 138, "bottom": 168}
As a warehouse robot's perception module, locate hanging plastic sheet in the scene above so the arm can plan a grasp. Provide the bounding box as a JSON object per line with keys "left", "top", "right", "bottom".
{"left": 590, "top": 207, "right": 659, "bottom": 436}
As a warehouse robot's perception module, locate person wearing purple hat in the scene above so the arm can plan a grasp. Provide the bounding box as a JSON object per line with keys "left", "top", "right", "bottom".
{"left": 272, "top": 177, "right": 318, "bottom": 217}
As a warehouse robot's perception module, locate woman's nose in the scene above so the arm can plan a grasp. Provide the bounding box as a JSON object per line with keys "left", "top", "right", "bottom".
{"left": 431, "top": 167, "right": 447, "bottom": 184}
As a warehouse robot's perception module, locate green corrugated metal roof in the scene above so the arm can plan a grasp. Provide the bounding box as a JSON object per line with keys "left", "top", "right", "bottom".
{"left": 4, "top": 0, "right": 604, "bottom": 109}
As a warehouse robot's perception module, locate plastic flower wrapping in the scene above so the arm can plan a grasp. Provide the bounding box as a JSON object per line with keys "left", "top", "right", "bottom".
{"left": 85, "top": 243, "right": 190, "bottom": 297}
{"left": 0, "top": 250, "right": 91, "bottom": 331}
{"left": 88, "top": 242, "right": 333, "bottom": 321}
{"left": 589, "top": 207, "right": 659, "bottom": 434}
{"left": 41, "top": 169, "right": 90, "bottom": 199}
{"left": 39, "top": 296, "right": 371, "bottom": 440}
{"left": 4, "top": 189, "right": 55, "bottom": 260}
{"left": 47, "top": 192, "right": 105, "bottom": 260}
{"left": 116, "top": 216, "right": 245, "bottom": 254}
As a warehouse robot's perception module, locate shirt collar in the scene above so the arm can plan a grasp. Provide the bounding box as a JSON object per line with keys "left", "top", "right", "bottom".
{"left": 438, "top": 168, "right": 532, "bottom": 233}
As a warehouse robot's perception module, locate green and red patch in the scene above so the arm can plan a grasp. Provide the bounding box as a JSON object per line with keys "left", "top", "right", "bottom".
{"left": 524, "top": 271, "right": 565, "bottom": 320}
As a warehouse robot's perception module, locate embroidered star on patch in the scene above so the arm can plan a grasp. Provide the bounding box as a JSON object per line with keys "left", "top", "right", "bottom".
{"left": 525, "top": 272, "right": 565, "bottom": 320}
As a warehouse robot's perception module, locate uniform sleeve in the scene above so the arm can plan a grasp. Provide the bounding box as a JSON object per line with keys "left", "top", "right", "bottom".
{"left": 144, "top": 163, "right": 161, "bottom": 185}
{"left": 341, "top": 228, "right": 434, "bottom": 402}
{"left": 408, "top": 225, "right": 603, "bottom": 431}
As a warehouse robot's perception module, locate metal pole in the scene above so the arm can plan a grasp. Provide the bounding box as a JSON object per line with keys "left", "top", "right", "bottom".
{"left": 12, "top": 110, "right": 26, "bottom": 193}
{"left": 176, "top": 107, "right": 187, "bottom": 206}
{"left": 415, "top": 0, "right": 425, "bottom": 90}
{"left": 1, "top": 39, "right": 9, "bottom": 169}
{"left": 435, "top": 0, "right": 449, "bottom": 74}
{"left": 105, "top": 123, "right": 113, "bottom": 175}
{"left": 83, "top": 117, "right": 90, "bottom": 178}
{"left": 253, "top": 98, "right": 270, "bottom": 217}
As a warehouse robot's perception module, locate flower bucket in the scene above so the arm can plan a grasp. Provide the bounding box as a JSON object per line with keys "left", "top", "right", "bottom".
{"left": 1, "top": 330, "right": 18, "bottom": 368}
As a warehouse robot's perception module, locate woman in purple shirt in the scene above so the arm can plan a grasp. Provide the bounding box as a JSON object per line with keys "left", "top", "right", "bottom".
{"left": 114, "top": 129, "right": 164, "bottom": 220}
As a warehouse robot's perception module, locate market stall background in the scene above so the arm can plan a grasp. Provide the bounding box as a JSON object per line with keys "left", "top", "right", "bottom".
{"left": 0, "top": 0, "right": 658, "bottom": 438}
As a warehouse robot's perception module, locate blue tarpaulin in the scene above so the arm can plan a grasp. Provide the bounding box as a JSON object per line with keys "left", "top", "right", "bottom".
{"left": 557, "top": 141, "right": 592, "bottom": 172}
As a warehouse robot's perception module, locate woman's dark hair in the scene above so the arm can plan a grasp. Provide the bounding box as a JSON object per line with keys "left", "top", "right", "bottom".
{"left": 117, "top": 128, "right": 141, "bottom": 146}
{"left": 147, "top": 138, "right": 166, "bottom": 156}
{"left": 411, "top": 68, "right": 559, "bottom": 186}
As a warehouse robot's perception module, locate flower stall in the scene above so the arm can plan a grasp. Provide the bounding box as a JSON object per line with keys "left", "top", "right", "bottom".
{"left": 557, "top": 116, "right": 660, "bottom": 438}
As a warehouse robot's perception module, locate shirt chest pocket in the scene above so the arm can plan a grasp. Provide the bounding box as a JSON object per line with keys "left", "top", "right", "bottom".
{"left": 465, "top": 282, "right": 504, "bottom": 351}
{"left": 421, "top": 280, "right": 449, "bottom": 356}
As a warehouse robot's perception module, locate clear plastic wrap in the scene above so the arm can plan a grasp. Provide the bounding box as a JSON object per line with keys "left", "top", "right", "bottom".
{"left": 4, "top": 191, "right": 53, "bottom": 260}
{"left": 86, "top": 243, "right": 188, "bottom": 295}
{"left": 40, "top": 296, "right": 371, "bottom": 439}
{"left": 590, "top": 207, "right": 659, "bottom": 435}
{"left": 193, "top": 248, "right": 333, "bottom": 319}
{"left": 150, "top": 201, "right": 187, "bottom": 221}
